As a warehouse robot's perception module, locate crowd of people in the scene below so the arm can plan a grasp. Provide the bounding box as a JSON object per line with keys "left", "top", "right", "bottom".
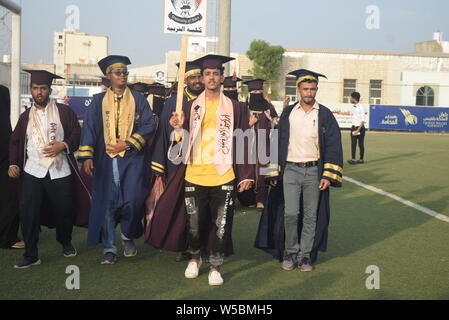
{"left": 0, "top": 53, "right": 350, "bottom": 286}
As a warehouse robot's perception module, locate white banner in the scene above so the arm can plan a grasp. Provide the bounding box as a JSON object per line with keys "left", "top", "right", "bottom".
{"left": 164, "top": 0, "right": 208, "bottom": 36}
{"left": 327, "top": 103, "right": 370, "bottom": 129}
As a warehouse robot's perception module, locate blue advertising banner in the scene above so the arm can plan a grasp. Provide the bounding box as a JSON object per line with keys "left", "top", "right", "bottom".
{"left": 65, "top": 96, "right": 93, "bottom": 120}
{"left": 370, "top": 105, "right": 449, "bottom": 132}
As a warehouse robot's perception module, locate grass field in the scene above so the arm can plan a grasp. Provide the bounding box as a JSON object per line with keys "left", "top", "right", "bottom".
{"left": 1, "top": 131, "right": 449, "bottom": 300}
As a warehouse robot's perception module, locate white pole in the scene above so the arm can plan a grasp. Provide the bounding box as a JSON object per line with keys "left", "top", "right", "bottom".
{"left": 10, "top": 12, "right": 21, "bottom": 127}
{"left": 0, "top": 0, "right": 22, "bottom": 127}
{"left": 218, "top": 0, "right": 231, "bottom": 76}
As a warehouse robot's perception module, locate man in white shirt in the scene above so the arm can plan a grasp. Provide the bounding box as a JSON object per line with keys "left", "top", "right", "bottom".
{"left": 9, "top": 70, "right": 82, "bottom": 269}
{"left": 348, "top": 92, "right": 366, "bottom": 165}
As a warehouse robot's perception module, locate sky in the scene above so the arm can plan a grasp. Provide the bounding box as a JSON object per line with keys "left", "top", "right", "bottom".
{"left": 7, "top": 0, "right": 449, "bottom": 67}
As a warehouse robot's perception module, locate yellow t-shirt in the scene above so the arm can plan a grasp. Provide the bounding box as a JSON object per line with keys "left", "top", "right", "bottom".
{"left": 185, "top": 97, "right": 236, "bottom": 186}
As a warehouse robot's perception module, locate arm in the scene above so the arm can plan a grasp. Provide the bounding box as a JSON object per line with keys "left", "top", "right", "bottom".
{"left": 321, "top": 111, "right": 344, "bottom": 188}
{"left": 125, "top": 96, "right": 156, "bottom": 154}
{"left": 78, "top": 95, "right": 100, "bottom": 161}
{"left": 151, "top": 99, "right": 172, "bottom": 176}
{"left": 234, "top": 102, "right": 255, "bottom": 192}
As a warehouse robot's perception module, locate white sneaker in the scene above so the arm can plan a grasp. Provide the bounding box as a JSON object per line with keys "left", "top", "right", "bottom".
{"left": 208, "top": 270, "right": 224, "bottom": 286}
{"left": 185, "top": 259, "right": 202, "bottom": 279}
{"left": 256, "top": 202, "right": 265, "bottom": 209}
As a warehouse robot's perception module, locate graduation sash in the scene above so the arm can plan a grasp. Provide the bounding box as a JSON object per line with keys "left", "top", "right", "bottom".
{"left": 102, "top": 87, "right": 135, "bottom": 158}
{"left": 186, "top": 92, "right": 234, "bottom": 176}
{"left": 29, "top": 100, "right": 64, "bottom": 170}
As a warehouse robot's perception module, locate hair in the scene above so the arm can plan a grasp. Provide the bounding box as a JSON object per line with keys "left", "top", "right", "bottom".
{"left": 201, "top": 67, "right": 225, "bottom": 76}
{"left": 297, "top": 79, "right": 318, "bottom": 88}
{"left": 351, "top": 91, "right": 361, "bottom": 101}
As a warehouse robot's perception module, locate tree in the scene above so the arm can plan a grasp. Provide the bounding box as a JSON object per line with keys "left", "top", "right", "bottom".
{"left": 246, "top": 40, "right": 285, "bottom": 98}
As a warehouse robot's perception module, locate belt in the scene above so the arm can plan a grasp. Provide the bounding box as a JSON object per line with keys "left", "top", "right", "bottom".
{"left": 287, "top": 161, "right": 318, "bottom": 168}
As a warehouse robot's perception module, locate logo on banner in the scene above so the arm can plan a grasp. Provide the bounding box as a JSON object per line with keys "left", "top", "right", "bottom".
{"left": 170, "top": 0, "right": 203, "bottom": 24}
{"left": 400, "top": 108, "right": 418, "bottom": 126}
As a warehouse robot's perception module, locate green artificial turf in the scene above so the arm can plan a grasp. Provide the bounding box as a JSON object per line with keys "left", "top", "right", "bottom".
{"left": 1, "top": 132, "right": 448, "bottom": 300}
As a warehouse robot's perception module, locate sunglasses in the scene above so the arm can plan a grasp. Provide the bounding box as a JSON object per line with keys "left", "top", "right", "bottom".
{"left": 109, "top": 71, "right": 129, "bottom": 76}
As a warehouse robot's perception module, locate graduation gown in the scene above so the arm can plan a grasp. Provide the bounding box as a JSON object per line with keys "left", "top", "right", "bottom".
{"left": 254, "top": 102, "right": 343, "bottom": 263}
{"left": 80, "top": 90, "right": 155, "bottom": 245}
{"left": 151, "top": 92, "right": 192, "bottom": 182}
{"left": 8, "top": 103, "right": 91, "bottom": 229}
{"left": 146, "top": 95, "right": 255, "bottom": 254}
{"left": 238, "top": 102, "right": 278, "bottom": 206}
{"left": 0, "top": 85, "right": 20, "bottom": 248}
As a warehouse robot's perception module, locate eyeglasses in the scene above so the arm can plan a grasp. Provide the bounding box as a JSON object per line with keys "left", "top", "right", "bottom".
{"left": 109, "top": 71, "right": 129, "bottom": 77}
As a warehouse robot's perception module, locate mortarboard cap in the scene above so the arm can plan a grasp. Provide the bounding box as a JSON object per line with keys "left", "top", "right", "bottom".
{"left": 223, "top": 75, "right": 242, "bottom": 88}
{"left": 191, "top": 54, "right": 235, "bottom": 71}
{"left": 243, "top": 79, "right": 266, "bottom": 92}
{"left": 176, "top": 61, "right": 201, "bottom": 79}
{"left": 148, "top": 84, "right": 166, "bottom": 97}
{"left": 288, "top": 69, "right": 327, "bottom": 85}
{"left": 98, "top": 55, "right": 131, "bottom": 75}
{"left": 24, "top": 70, "right": 64, "bottom": 87}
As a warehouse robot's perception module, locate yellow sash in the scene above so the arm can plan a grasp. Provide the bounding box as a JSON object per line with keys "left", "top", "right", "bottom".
{"left": 102, "top": 87, "right": 135, "bottom": 158}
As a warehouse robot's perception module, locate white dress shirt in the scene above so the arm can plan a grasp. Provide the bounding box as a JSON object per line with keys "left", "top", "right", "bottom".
{"left": 287, "top": 102, "right": 320, "bottom": 163}
{"left": 24, "top": 106, "right": 71, "bottom": 180}
{"left": 351, "top": 104, "right": 366, "bottom": 127}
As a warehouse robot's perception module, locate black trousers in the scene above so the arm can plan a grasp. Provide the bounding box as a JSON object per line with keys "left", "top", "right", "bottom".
{"left": 351, "top": 126, "right": 366, "bottom": 160}
{"left": 20, "top": 172, "right": 75, "bottom": 260}
{"left": 184, "top": 180, "right": 235, "bottom": 268}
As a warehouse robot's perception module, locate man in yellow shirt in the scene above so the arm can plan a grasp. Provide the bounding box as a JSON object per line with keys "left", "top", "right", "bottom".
{"left": 148, "top": 55, "right": 254, "bottom": 286}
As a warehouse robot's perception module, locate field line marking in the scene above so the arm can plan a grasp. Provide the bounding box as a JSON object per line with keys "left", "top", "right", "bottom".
{"left": 344, "top": 176, "right": 449, "bottom": 223}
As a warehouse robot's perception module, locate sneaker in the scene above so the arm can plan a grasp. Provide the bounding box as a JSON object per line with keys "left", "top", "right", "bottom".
{"left": 282, "top": 254, "right": 296, "bottom": 271}
{"left": 185, "top": 258, "right": 202, "bottom": 279}
{"left": 63, "top": 243, "right": 78, "bottom": 257}
{"left": 298, "top": 257, "right": 313, "bottom": 272}
{"left": 175, "top": 252, "right": 192, "bottom": 262}
{"left": 122, "top": 240, "right": 137, "bottom": 257}
{"left": 347, "top": 160, "right": 357, "bottom": 165}
{"left": 208, "top": 270, "right": 224, "bottom": 286}
{"left": 256, "top": 202, "right": 265, "bottom": 209}
{"left": 357, "top": 160, "right": 365, "bottom": 164}
{"left": 101, "top": 252, "right": 117, "bottom": 265}
{"left": 14, "top": 258, "right": 41, "bottom": 269}
{"left": 10, "top": 241, "right": 25, "bottom": 249}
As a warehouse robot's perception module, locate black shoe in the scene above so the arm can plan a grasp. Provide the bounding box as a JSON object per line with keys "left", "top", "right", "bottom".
{"left": 101, "top": 252, "right": 118, "bottom": 265}
{"left": 175, "top": 252, "right": 192, "bottom": 262}
{"left": 122, "top": 240, "right": 137, "bottom": 257}
{"left": 347, "top": 160, "right": 357, "bottom": 165}
{"left": 14, "top": 258, "right": 41, "bottom": 269}
{"left": 357, "top": 160, "right": 365, "bottom": 164}
{"left": 63, "top": 243, "right": 78, "bottom": 258}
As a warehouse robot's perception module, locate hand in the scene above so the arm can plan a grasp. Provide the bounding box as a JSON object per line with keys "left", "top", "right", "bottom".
{"left": 249, "top": 114, "right": 259, "bottom": 127}
{"left": 106, "top": 140, "right": 127, "bottom": 155}
{"left": 169, "top": 112, "right": 185, "bottom": 129}
{"left": 83, "top": 159, "right": 94, "bottom": 177}
{"left": 238, "top": 181, "right": 253, "bottom": 193}
{"left": 43, "top": 141, "right": 66, "bottom": 158}
{"left": 269, "top": 180, "right": 278, "bottom": 187}
{"left": 8, "top": 166, "right": 20, "bottom": 179}
{"left": 319, "top": 179, "right": 331, "bottom": 191}
{"left": 265, "top": 95, "right": 271, "bottom": 103}
{"left": 283, "top": 97, "right": 290, "bottom": 108}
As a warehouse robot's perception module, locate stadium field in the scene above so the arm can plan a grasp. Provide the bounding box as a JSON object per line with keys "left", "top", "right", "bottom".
{"left": 1, "top": 131, "right": 448, "bottom": 300}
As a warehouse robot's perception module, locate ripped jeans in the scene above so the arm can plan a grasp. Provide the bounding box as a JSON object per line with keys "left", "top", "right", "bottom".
{"left": 184, "top": 180, "right": 236, "bottom": 269}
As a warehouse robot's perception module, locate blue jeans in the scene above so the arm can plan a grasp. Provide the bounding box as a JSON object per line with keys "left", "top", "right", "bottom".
{"left": 101, "top": 158, "right": 130, "bottom": 255}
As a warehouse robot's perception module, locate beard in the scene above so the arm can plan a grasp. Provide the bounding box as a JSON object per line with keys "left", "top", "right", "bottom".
{"left": 248, "top": 93, "right": 269, "bottom": 112}
{"left": 33, "top": 96, "right": 49, "bottom": 107}
{"left": 187, "top": 86, "right": 204, "bottom": 96}
{"left": 152, "top": 97, "right": 166, "bottom": 117}
{"left": 223, "top": 90, "right": 238, "bottom": 101}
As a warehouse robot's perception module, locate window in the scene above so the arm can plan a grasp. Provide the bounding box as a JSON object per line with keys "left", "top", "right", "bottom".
{"left": 343, "top": 79, "right": 357, "bottom": 103}
{"left": 369, "top": 80, "right": 382, "bottom": 104}
{"left": 416, "top": 86, "right": 434, "bottom": 106}
{"left": 285, "top": 76, "right": 297, "bottom": 102}
{"left": 59, "top": 35, "right": 63, "bottom": 39}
